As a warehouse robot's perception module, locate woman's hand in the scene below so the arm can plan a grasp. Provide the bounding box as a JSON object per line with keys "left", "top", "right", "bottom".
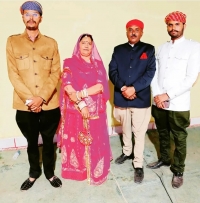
{"left": 64, "top": 85, "right": 75, "bottom": 94}
{"left": 68, "top": 92, "right": 78, "bottom": 102}
{"left": 64, "top": 85, "right": 78, "bottom": 102}
{"left": 95, "top": 84, "right": 103, "bottom": 92}
{"left": 81, "top": 107, "right": 90, "bottom": 119}
{"left": 87, "top": 83, "right": 103, "bottom": 95}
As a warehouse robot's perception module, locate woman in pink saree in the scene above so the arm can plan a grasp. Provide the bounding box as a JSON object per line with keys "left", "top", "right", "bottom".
{"left": 57, "top": 34, "right": 112, "bottom": 185}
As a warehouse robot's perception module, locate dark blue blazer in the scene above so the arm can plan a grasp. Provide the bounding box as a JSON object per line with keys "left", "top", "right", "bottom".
{"left": 109, "top": 41, "right": 156, "bottom": 108}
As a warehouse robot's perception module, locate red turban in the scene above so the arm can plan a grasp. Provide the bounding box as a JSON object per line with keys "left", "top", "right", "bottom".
{"left": 126, "top": 19, "right": 144, "bottom": 30}
{"left": 165, "top": 11, "right": 186, "bottom": 24}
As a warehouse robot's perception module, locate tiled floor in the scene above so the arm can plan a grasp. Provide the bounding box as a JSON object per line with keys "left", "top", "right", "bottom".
{"left": 0, "top": 127, "right": 200, "bottom": 203}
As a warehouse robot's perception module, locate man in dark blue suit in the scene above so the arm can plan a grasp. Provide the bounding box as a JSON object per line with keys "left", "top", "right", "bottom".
{"left": 109, "top": 19, "right": 156, "bottom": 183}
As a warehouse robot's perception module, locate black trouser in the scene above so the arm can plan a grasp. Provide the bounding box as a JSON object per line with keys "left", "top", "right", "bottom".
{"left": 16, "top": 108, "right": 61, "bottom": 179}
{"left": 152, "top": 105, "right": 190, "bottom": 173}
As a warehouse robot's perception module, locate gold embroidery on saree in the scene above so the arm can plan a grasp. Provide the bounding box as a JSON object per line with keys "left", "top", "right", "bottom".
{"left": 70, "top": 149, "right": 79, "bottom": 168}
{"left": 94, "top": 157, "right": 104, "bottom": 178}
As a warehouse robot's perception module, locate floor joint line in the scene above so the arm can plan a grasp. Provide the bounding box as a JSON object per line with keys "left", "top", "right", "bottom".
{"left": 110, "top": 169, "right": 129, "bottom": 203}
{"left": 144, "top": 158, "right": 174, "bottom": 203}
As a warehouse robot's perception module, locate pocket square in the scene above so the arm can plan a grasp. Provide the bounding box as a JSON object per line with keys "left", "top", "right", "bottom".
{"left": 140, "top": 52, "right": 148, "bottom": 59}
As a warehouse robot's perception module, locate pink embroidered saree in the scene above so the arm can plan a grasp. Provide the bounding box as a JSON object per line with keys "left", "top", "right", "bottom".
{"left": 57, "top": 34, "right": 112, "bottom": 185}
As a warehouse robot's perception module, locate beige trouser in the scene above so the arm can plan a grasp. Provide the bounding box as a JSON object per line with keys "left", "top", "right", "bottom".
{"left": 114, "top": 106, "right": 151, "bottom": 168}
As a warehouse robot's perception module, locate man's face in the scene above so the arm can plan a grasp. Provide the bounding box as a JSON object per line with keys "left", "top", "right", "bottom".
{"left": 167, "top": 20, "right": 185, "bottom": 40}
{"left": 126, "top": 25, "right": 143, "bottom": 44}
{"left": 22, "top": 10, "right": 42, "bottom": 30}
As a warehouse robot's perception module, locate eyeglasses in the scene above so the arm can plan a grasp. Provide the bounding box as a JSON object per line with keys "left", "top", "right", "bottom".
{"left": 23, "top": 13, "right": 40, "bottom": 18}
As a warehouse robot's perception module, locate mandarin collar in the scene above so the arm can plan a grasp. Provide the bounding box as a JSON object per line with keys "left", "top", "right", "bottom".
{"left": 170, "top": 36, "right": 185, "bottom": 45}
{"left": 127, "top": 41, "right": 141, "bottom": 48}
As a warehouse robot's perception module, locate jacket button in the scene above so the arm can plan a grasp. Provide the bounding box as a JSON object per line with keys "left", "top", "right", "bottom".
{"left": 35, "top": 73, "right": 37, "bottom": 75}
{"left": 35, "top": 85, "right": 38, "bottom": 88}
{"left": 33, "top": 60, "right": 36, "bottom": 62}
{"left": 33, "top": 48, "right": 35, "bottom": 50}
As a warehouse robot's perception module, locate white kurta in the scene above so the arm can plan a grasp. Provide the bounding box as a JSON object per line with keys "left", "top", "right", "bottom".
{"left": 151, "top": 36, "right": 200, "bottom": 111}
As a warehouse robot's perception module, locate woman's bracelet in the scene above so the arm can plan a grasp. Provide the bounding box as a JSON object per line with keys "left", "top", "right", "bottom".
{"left": 76, "top": 91, "right": 82, "bottom": 101}
{"left": 77, "top": 100, "right": 87, "bottom": 110}
{"left": 81, "top": 88, "right": 88, "bottom": 98}
{"left": 75, "top": 100, "right": 81, "bottom": 104}
{"left": 81, "top": 90, "right": 84, "bottom": 98}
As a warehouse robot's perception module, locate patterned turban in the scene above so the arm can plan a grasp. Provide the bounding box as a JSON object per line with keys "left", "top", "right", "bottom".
{"left": 165, "top": 11, "right": 186, "bottom": 24}
{"left": 20, "top": 1, "right": 43, "bottom": 16}
{"left": 126, "top": 19, "right": 144, "bottom": 30}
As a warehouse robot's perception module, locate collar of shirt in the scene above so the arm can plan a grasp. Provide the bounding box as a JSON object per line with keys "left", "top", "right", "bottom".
{"left": 22, "top": 30, "right": 42, "bottom": 42}
{"left": 129, "top": 43, "right": 134, "bottom": 47}
{"left": 170, "top": 36, "right": 185, "bottom": 45}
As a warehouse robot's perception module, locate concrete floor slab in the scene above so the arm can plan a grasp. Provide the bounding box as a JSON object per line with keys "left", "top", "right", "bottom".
{"left": 1, "top": 127, "right": 200, "bottom": 203}
{"left": 110, "top": 136, "right": 172, "bottom": 203}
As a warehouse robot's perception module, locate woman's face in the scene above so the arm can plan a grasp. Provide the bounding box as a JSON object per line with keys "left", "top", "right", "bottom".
{"left": 79, "top": 36, "right": 93, "bottom": 57}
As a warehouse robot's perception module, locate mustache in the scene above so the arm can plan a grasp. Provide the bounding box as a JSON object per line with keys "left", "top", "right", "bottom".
{"left": 131, "top": 34, "right": 137, "bottom": 37}
{"left": 27, "top": 20, "right": 36, "bottom": 23}
{"left": 170, "top": 30, "right": 178, "bottom": 33}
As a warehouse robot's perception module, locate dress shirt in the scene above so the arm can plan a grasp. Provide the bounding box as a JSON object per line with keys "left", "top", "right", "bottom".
{"left": 151, "top": 36, "right": 200, "bottom": 111}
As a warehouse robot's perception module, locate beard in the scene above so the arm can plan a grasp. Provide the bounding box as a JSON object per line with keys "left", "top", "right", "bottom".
{"left": 26, "top": 26, "right": 38, "bottom": 31}
{"left": 168, "top": 27, "right": 184, "bottom": 40}
{"left": 26, "top": 20, "right": 38, "bottom": 31}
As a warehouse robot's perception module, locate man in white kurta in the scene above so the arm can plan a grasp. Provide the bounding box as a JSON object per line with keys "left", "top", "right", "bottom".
{"left": 146, "top": 11, "right": 200, "bottom": 189}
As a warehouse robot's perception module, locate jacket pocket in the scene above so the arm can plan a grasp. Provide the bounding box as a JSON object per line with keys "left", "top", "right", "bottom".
{"left": 174, "top": 55, "right": 188, "bottom": 60}
{"left": 41, "top": 55, "right": 53, "bottom": 70}
{"left": 174, "top": 55, "right": 188, "bottom": 70}
{"left": 15, "top": 53, "right": 29, "bottom": 70}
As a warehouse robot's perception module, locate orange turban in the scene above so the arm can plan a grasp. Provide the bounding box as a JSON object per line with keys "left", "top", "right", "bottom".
{"left": 126, "top": 19, "right": 144, "bottom": 30}
{"left": 165, "top": 11, "right": 186, "bottom": 24}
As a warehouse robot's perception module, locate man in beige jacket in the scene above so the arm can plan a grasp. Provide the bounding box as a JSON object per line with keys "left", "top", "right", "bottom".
{"left": 6, "top": 1, "right": 62, "bottom": 191}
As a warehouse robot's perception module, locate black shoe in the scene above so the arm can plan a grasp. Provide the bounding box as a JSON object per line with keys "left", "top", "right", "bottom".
{"left": 49, "top": 176, "right": 62, "bottom": 188}
{"left": 172, "top": 172, "right": 183, "bottom": 189}
{"left": 20, "top": 178, "right": 37, "bottom": 191}
{"left": 134, "top": 168, "right": 144, "bottom": 184}
{"left": 115, "top": 153, "right": 133, "bottom": 164}
{"left": 146, "top": 159, "right": 170, "bottom": 169}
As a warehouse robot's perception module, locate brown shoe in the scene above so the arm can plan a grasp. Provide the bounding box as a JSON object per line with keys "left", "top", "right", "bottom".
{"left": 172, "top": 172, "right": 183, "bottom": 189}
{"left": 134, "top": 168, "right": 144, "bottom": 184}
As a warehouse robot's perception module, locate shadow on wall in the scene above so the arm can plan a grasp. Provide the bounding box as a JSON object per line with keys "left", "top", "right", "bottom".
{"left": 108, "top": 79, "right": 121, "bottom": 127}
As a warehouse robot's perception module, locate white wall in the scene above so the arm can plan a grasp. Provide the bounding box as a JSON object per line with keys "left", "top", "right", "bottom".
{"left": 1, "top": 0, "right": 200, "bottom": 140}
